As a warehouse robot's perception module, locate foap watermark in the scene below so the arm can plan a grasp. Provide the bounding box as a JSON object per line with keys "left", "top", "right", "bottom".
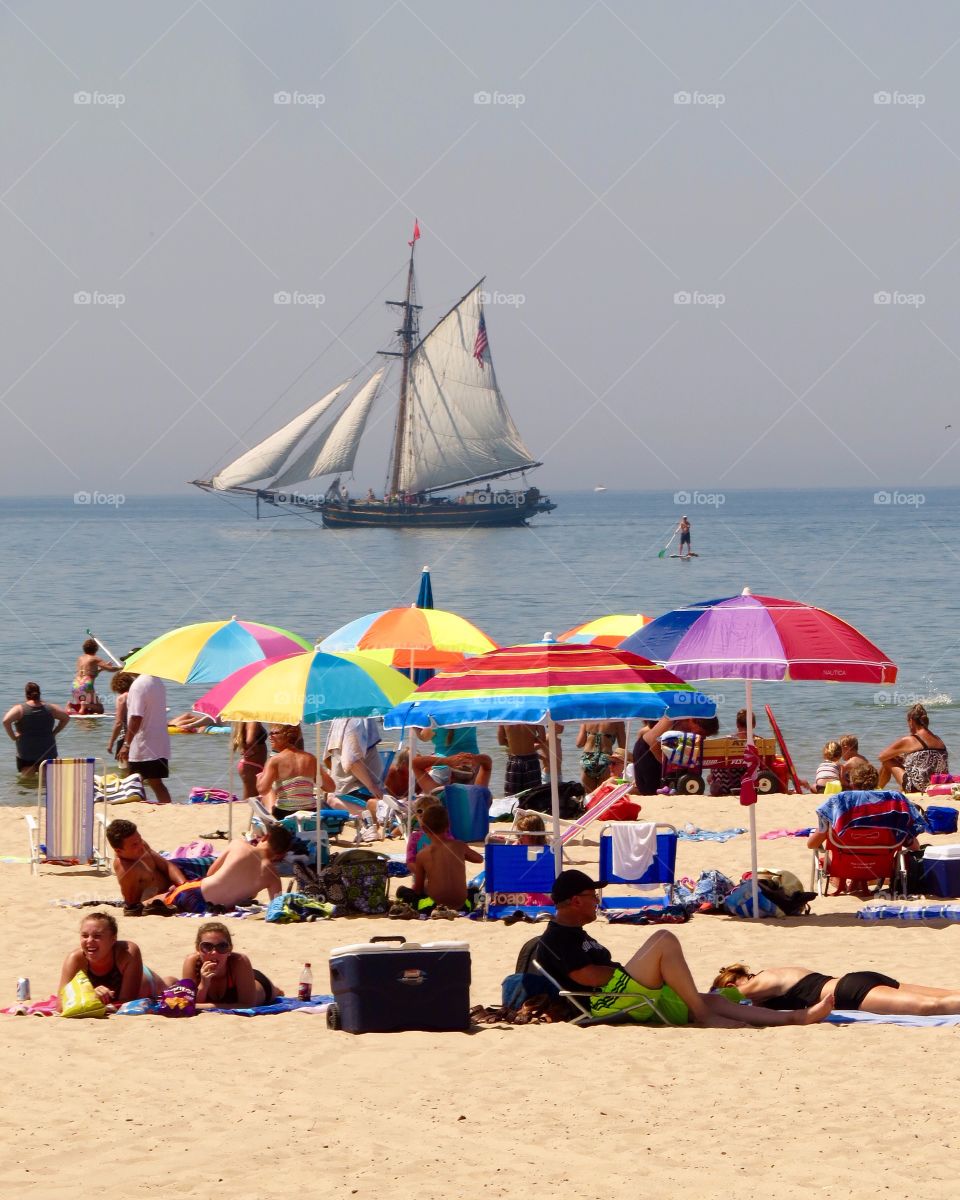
{"left": 74, "top": 490, "right": 125, "bottom": 507}
{"left": 674, "top": 290, "right": 725, "bottom": 307}
{"left": 271, "top": 491, "right": 325, "bottom": 506}
{"left": 873, "top": 90, "right": 925, "bottom": 108}
{"left": 874, "top": 290, "right": 925, "bottom": 307}
{"left": 473, "top": 90, "right": 525, "bottom": 107}
{"left": 873, "top": 490, "right": 925, "bottom": 507}
{"left": 479, "top": 290, "right": 525, "bottom": 307}
{"left": 74, "top": 290, "right": 125, "bottom": 307}
{"left": 274, "top": 291, "right": 325, "bottom": 308}
{"left": 273, "top": 90, "right": 325, "bottom": 107}
{"left": 874, "top": 690, "right": 932, "bottom": 708}
{"left": 674, "top": 90, "right": 725, "bottom": 108}
{"left": 674, "top": 490, "right": 725, "bottom": 507}
{"left": 74, "top": 90, "right": 125, "bottom": 107}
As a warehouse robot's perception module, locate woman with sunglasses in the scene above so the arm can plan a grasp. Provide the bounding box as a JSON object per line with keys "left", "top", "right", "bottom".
{"left": 183, "top": 921, "right": 281, "bottom": 1008}
{"left": 257, "top": 724, "right": 333, "bottom": 817}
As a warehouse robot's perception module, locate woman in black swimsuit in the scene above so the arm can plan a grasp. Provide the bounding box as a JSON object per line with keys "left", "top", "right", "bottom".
{"left": 183, "top": 922, "right": 280, "bottom": 1008}
{"left": 57, "top": 911, "right": 162, "bottom": 1009}
{"left": 712, "top": 962, "right": 960, "bottom": 1015}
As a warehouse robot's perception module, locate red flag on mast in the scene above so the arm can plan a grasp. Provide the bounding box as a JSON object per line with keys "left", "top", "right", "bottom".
{"left": 408, "top": 220, "right": 421, "bottom": 247}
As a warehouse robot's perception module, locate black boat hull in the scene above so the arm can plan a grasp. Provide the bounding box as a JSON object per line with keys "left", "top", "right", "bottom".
{"left": 321, "top": 489, "right": 555, "bottom": 529}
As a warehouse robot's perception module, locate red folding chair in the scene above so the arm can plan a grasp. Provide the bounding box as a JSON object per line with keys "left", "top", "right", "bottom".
{"left": 812, "top": 824, "right": 910, "bottom": 897}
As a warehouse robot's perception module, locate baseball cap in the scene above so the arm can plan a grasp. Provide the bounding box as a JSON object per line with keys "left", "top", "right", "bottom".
{"left": 551, "top": 869, "right": 607, "bottom": 904}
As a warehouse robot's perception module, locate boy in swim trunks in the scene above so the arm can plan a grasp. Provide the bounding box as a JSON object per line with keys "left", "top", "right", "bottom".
{"left": 535, "top": 870, "right": 833, "bottom": 1028}
{"left": 153, "top": 827, "right": 293, "bottom": 915}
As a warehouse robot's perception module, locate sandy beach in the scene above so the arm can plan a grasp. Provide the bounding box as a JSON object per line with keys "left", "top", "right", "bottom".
{"left": 2, "top": 791, "right": 959, "bottom": 1200}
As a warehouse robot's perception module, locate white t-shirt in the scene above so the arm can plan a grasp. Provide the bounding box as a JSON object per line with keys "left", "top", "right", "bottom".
{"left": 127, "top": 675, "right": 171, "bottom": 761}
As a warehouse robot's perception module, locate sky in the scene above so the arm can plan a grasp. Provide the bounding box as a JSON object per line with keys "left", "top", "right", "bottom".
{"left": 3, "top": 0, "right": 960, "bottom": 497}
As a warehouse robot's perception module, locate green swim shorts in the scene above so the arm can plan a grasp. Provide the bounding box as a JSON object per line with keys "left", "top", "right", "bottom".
{"left": 589, "top": 967, "right": 690, "bottom": 1025}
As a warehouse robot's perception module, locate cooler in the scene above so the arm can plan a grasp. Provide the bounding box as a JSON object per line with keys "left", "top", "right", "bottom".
{"left": 443, "top": 784, "right": 491, "bottom": 841}
{"left": 920, "top": 844, "right": 960, "bottom": 898}
{"left": 328, "top": 936, "right": 472, "bottom": 1033}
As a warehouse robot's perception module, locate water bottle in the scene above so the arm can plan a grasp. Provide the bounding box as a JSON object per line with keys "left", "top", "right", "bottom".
{"left": 298, "top": 962, "right": 313, "bottom": 1001}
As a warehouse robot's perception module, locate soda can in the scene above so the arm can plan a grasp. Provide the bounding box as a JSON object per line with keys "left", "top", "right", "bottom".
{"left": 16, "top": 977, "right": 30, "bottom": 1002}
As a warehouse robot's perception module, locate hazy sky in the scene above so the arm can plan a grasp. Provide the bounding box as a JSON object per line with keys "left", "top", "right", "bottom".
{"left": 3, "top": 0, "right": 960, "bottom": 497}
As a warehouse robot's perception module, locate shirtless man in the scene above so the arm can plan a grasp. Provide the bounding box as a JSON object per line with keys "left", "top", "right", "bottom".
{"left": 838, "top": 734, "right": 871, "bottom": 789}
{"left": 70, "top": 638, "right": 118, "bottom": 714}
{"left": 497, "top": 723, "right": 545, "bottom": 795}
{"left": 153, "top": 826, "right": 293, "bottom": 914}
{"left": 105, "top": 818, "right": 188, "bottom": 911}
{"left": 398, "top": 804, "right": 483, "bottom": 911}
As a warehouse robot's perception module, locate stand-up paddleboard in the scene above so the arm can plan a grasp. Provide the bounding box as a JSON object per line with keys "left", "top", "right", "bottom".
{"left": 68, "top": 711, "right": 114, "bottom": 722}
{"left": 669, "top": 553, "right": 699, "bottom": 558}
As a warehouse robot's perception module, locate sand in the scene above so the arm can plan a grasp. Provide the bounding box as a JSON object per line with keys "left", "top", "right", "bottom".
{"left": 2, "top": 791, "right": 959, "bottom": 1200}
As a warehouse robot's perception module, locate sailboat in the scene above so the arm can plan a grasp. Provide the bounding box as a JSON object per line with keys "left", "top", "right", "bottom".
{"left": 191, "top": 228, "right": 556, "bottom": 529}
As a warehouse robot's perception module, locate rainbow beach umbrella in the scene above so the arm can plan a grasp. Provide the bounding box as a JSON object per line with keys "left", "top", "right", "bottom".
{"left": 384, "top": 640, "right": 716, "bottom": 866}
{"left": 558, "top": 613, "right": 653, "bottom": 648}
{"left": 194, "top": 648, "right": 415, "bottom": 726}
{"left": 124, "top": 617, "right": 311, "bottom": 685}
{"left": 320, "top": 606, "right": 497, "bottom": 671}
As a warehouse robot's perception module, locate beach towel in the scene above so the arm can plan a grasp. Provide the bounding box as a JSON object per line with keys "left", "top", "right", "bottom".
{"left": 677, "top": 827, "right": 746, "bottom": 842}
{"left": 610, "top": 822, "right": 656, "bottom": 878}
{"left": 1, "top": 995, "right": 60, "bottom": 1016}
{"left": 760, "top": 828, "right": 813, "bottom": 840}
{"left": 857, "top": 902, "right": 960, "bottom": 922}
{"left": 826, "top": 1010, "right": 960, "bottom": 1027}
{"left": 116, "top": 995, "right": 333, "bottom": 1017}
{"left": 187, "top": 787, "right": 238, "bottom": 805}
{"left": 94, "top": 773, "right": 146, "bottom": 804}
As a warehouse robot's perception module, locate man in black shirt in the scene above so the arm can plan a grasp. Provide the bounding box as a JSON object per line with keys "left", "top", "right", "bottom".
{"left": 535, "top": 870, "right": 834, "bottom": 1027}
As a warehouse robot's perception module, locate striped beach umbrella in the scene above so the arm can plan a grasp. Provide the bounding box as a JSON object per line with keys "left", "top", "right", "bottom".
{"left": 319, "top": 605, "right": 497, "bottom": 671}
{"left": 557, "top": 613, "right": 653, "bottom": 648}
{"left": 384, "top": 641, "right": 716, "bottom": 865}
{"left": 124, "top": 617, "right": 311, "bottom": 685}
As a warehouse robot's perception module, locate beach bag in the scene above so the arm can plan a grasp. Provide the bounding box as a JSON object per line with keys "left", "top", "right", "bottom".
{"left": 586, "top": 789, "right": 641, "bottom": 822}
{"left": 926, "top": 806, "right": 959, "bottom": 834}
{"left": 187, "top": 787, "right": 237, "bottom": 805}
{"left": 515, "top": 781, "right": 585, "bottom": 819}
{"left": 295, "top": 851, "right": 390, "bottom": 915}
{"left": 158, "top": 979, "right": 196, "bottom": 1017}
{"left": 501, "top": 972, "right": 561, "bottom": 1009}
{"left": 757, "top": 869, "right": 815, "bottom": 916}
{"left": 59, "top": 971, "right": 108, "bottom": 1019}
{"left": 722, "top": 879, "right": 784, "bottom": 919}
{"left": 689, "top": 869, "right": 736, "bottom": 910}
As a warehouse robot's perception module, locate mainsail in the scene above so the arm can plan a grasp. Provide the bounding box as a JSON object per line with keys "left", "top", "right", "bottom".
{"left": 211, "top": 381, "right": 350, "bottom": 491}
{"left": 271, "top": 369, "right": 385, "bottom": 487}
{"left": 396, "top": 284, "right": 539, "bottom": 495}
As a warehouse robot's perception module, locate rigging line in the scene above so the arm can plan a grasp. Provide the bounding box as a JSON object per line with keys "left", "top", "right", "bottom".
{"left": 198, "top": 487, "right": 327, "bottom": 529}
{"left": 203, "top": 259, "right": 409, "bottom": 478}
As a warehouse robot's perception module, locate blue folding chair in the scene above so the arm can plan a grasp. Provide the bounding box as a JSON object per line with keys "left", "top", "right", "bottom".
{"left": 598, "top": 822, "right": 678, "bottom": 910}
{"left": 483, "top": 842, "right": 557, "bottom": 920}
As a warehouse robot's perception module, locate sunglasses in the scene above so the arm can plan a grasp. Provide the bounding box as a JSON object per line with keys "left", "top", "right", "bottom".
{"left": 199, "top": 941, "right": 230, "bottom": 954}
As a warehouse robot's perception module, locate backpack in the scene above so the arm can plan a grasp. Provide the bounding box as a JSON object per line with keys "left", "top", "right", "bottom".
{"left": 756, "top": 869, "right": 816, "bottom": 916}
{"left": 501, "top": 935, "right": 563, "bottom": 1011}
{"left": 515, "top": 780, "right": 585, "bottom": 819}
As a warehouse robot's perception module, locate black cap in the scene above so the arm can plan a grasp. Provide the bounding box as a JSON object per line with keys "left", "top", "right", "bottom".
{"left": 551, "top": 869, "right": 607, "bottom": 904}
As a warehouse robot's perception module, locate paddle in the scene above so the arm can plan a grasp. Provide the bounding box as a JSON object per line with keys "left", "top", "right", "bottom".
{"left": 658, "top": 529, "right": 678, "bottom": 559}
{"left": 86, "top": 629, "right": 123, "bottom": 667}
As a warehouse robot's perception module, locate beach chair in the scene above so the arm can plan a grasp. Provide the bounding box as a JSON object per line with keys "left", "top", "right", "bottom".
{"left": 531, "top": 945, "right": 676, "bottom": 1026}
{"left": 598, "top": 822, "right": 678, "bottom": 911}
{"left": 811, "top": 791, "right": 917, "bottom": 897}
{"left": 560, "top": 778, "right": 635, "bottom": 848}
{"left": 25, "top": 757, "right": 106, "bottom": 875}
{"left": 483, "top": 841, "right": 557, "bottom": 920}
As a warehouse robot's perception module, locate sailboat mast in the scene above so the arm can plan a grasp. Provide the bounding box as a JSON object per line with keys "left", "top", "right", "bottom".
{"left": 386, "top": 227, "right": 420, "bottom": 498}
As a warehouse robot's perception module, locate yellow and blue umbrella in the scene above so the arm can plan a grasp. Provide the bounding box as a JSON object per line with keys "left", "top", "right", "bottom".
{"left": 124, "top": 617, "right": 311, "bottom": 684}
{"left": 557, "top": 613, "right": 653, "bottom": 648}
{"left": 194, "top": 647, "right": 414, "bottom": 725}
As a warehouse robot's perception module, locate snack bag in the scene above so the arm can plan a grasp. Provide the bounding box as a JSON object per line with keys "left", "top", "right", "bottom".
{"left": 59, "top": 971, "right": 108, "bottom": 1019}
{"left": 158, "top": 979, "right": 197, "bottom": 1017}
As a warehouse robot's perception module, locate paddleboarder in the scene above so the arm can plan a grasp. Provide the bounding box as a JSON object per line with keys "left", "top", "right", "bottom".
{"left": 677, "top": 515, "right": 692, "bottom": 558}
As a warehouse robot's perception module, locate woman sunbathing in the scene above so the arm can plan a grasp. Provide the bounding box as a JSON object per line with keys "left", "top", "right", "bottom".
{"left": 183, "top": 921, "right": 280, "bottom": 1009}
{"left": 712, "top": 962, "right": 960, "bottom": 1016}
{"left": 57, "top": 911, "right": 163, "bottom": 1009}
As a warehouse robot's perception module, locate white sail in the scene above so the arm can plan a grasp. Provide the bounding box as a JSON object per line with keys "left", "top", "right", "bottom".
{"left": 397, "top": 285, "right": 538, "bottom": 494}
{"left": 211, "top": 381, "right": 350, "bottom": 490}
{"left": 271, "top": 369, "right": 385, "bottom": 487}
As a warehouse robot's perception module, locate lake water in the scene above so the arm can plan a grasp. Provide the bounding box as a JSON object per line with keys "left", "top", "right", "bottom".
{"left": 2, "top": 487, "right": 955, "bottom": 805}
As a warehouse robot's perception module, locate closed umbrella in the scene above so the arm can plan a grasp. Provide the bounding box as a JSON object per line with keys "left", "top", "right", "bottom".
{"left": 621, "top": 587, "right": 898, "bottom": 917}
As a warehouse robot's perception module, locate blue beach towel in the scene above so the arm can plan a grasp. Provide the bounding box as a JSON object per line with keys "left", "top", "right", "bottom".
{"left": 826, "top": 1010, "right": 960, "bottom": 1027}
{"left": 117, "top": 995, "right": 333, "bottom": 1017}
{"left": 857, "top": 902, "right": 960, "bottom": 922}
{"left": 677, "top": 827, "right": 746, "bottom": 843}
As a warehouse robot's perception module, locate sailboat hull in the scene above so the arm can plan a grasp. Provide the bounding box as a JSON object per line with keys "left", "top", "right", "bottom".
{"left": 321, "top": 488, "right": 555, "bottom": 529}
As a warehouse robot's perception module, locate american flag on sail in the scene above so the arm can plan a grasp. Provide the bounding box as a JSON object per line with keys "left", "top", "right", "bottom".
{"left": 473, "top": 312, "right": 488, "bottom": 364}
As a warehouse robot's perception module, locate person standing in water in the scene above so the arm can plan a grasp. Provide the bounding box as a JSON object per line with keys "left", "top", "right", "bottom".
{"left": 677, "top": 515, "right": 692, "bottom": 558}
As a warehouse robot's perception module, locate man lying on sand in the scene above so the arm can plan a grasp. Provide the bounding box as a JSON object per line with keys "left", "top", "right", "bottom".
{"left": 106, "top": 818, "right": 215, "bottom": 913}
{"left": 536, "top": 869, "right": 833, "bottom": 1028}
{"left": 145, "top": 826, "right": 293, "bottom": 915}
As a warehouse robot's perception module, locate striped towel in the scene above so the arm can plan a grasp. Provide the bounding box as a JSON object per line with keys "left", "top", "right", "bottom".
{"left": 95, "top": 773, "right": 146, "bottom": 803}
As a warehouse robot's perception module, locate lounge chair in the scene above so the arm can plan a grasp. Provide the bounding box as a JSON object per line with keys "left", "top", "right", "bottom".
{"left": 483, "top": 841, "right": 557, "bottom": 920}
{"left": 811, "top": 790, "right": 919, "bottom": 897}
{"left": 25, "top": 757, "right": 106, "bottom": 875}
{"left": 531, "top": 948, "right": 677, "bottom": 1026}
{"left": 598, "top": 821, "right": 678, "bottom": 911}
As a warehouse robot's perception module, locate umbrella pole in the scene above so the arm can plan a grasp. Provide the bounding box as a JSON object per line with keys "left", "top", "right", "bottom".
{"left": 546, "top": 715, "right": 562, "bottom": 872}
{"left": 745, "top": 681, "right": 760, "bottom": 920}
{"left": 407, "top": 649, "right": 417, "bottom": 837}
{"left": 315, "top": 723, "right": 322, "bottom": 808}
{"left": 227, "top": 729, "right": 234, "bottom": 842}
